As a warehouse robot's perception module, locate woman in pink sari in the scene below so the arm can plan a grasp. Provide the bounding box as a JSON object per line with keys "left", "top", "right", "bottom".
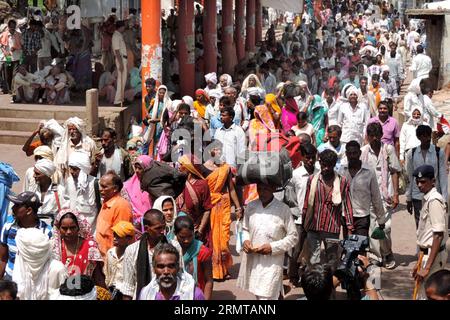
{"left": 281, "top": 96, "right": 300, "bottom": 134}
{"left": 121, "top": 155, "right": 153, "bottom": 238}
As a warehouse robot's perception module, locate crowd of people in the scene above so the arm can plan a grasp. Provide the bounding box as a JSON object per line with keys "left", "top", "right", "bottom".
{"left": 0, "top": 0, "right": 449, "bottom": 301}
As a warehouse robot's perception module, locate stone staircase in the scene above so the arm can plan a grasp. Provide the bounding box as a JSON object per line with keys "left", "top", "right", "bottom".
{"left": 0, "top": 102, "right": 132, "bottom": 145}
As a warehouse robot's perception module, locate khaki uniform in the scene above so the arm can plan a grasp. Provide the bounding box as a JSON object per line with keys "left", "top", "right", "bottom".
{"left": 416, "top": 187, "right": 448, "bottom": 299}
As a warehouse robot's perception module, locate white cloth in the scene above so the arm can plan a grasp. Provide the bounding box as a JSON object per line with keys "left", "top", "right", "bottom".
{"left": 152, "top": 85, "right": 173, "bottom": 124}
{"left": 51, "top": 287, "right": 97, "bottom": 300}
{"left": 399, "top": 120, "right": 429, "bottom": 161}
{"left": 214, "top": 124, "right": 246, "bottom": 168}
{"left": 410, "top": 53, "right": 432, "bottom": 80}
{"left": 423, "top": 95, "right": 441, "bottom": 130}
{"left": 68, "top": 150, "right": 91, "bottom": 193}
{"left": 291, "top": 165, "right": 319, "bottom": 224}
{"left": 98, "top": 147, "right": 124, "bottom": 180}
{"left": 139, "top": 271, "right": 196, "bottom": 300}
{"left": 403, "top": 79, "right": 424, "bottom": 121}
{"left": 205, "top": 72, "right": 217, "bottom": 85}
{"left": 35, "top": 159, "right": 56, "bottom": 178}
{"left": 337, "top": 102, "right": 370, "bottom": 144}
{"left": 237, "top": 198, "right": 298, "bottom": 299}
{"left": 12, "top": 228, "right": 67, "bottom": 300}
{"left": 43, "top": 119, "right": 64, "bottom": 154}
{"left": 13, "top": 71, "right": 40, "bottom": 99}
{"left": 105, "top": 247, "right": 125, "bottom": 289}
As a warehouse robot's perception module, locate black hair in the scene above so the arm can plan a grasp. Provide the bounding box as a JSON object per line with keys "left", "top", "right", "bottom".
{"left": 416, "top": 124, "right": 432, "bottom": 138}
{"left": 378, "top": 100, "right": 389, "bottom": 108}
{"left": 366, "top": 122, "right": 383, "bottom": 138}
{"left": 297, "top": 111, "right": 308, "bottom": 122}
{"left": 8, "top": 19, "right": 16, "bottom": 27}
{"left": 152, "top": 242, "right": 180, "bottom": 269}
{"left": 416, "top": 45, "right": 424, "bottom": 54}
{"left": 102, "top": 127, "right": 117, "bottom": 139}
{"left": 115, "top": 20, "right": 125, "bottom": 29}
{"left": 177, "top": 103, "right": 191, "bottom": 113}
{"left": 174, "top": 215, "right": 195, "bottom": 234}
{"left": 145, "top": 78, "right": 156, "bottom": 86}
{"left": 143, "top": 208, "right": 165, "bottom": 226}
{"left": 219, "top": 96, "right": 232, "bottom": 107}
{"left": 349, "top": 66, "right": 357, "bottom": 73}
{"left": 371, "top": 73, "right": 380, "bottom": 81}
{"left": 301, "top": 264, "right": 334, "bottom": 300}
{"left": 0, "top": 280, "right": 18, "bottom": 299}
{"left": 221, "top": 106, "right": 235, "bottom": 119}
{"left": 58, "top": 212, "right": 80, "bottom": 229}
{"left": 104, "top": 170, "right": 123, "bottom": 192}
{"left": 59, "top": 275, "right": 94, "bottom": 297}
{"left": 327, "top": 125, "right": 342, "bottom": 136}
{"left": 319, "top": 149, "right": 338, "bottom": 166}
{"left": 300, "top": 142, "right": 317, "bottom": 157}
{"left": 298, "top": 133, "right": 312, "bottom": 145}
{"left": 425, "top": 270, "right": 450, "bottom": 298}
{"left": 360, "top": 75, "right": 368, "bottom": 82}
{"left": 345, "top": 140, "right": 361, "bottom": 151}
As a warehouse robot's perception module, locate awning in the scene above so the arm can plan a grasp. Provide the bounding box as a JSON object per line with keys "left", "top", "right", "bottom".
{"left": 261, "top": 0, "right": 304, "bottom": 13}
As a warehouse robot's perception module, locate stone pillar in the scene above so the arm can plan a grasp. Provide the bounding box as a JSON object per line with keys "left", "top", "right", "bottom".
{"left": 141, "top": 0, "right": 162, "bottom": 120}
{"left": 222, "top": 0, "right": 236, "bottom": 75}
{"left": 177, "top": 0, "right": 195, "bottom": 96}
{"left": 255, "top": 0, "right": 262, "bottom": 44}
{"left": 245, "top": 0, "right": 256, "bottom": 54}
{"left": 86, "top": 89, "right": 99, "bottom": 137}
{"left": 235, "top": 0, "right": 246, "bottom": 61}
{"left": 203, "top": 0, "right": 217, "bottom": 74}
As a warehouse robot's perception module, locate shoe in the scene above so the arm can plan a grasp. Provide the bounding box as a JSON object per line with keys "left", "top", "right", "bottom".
{"left": 369, "top": 258, "right": 382, "bottom": 267}
{"left": 384, "top": 254, "right": 396, "bottom": 269}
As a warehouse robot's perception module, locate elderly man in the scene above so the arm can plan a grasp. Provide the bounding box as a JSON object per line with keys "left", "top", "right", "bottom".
{"left": 95, "top": 170, "right": 132, "bottom": 258}
{"left": 139, "top": 243, "right": 204, "bottom": 300}
{"left": 237, "top": 183, "right": 298, "bottom": 300}
{"left": 204, "top": 72, "right": 219, "bottom": 96}
{"left": 58, "top": 151, "right": 98, "bottom": 229}
{"left": 410, "top": 45, "right": 432, "bottom": 81}
{"left": 23, "top": 159, "right": 59, "bottom": 226}
{"left": 13, "top": 64, "right": 41, "bottom": 103}
{"left": 55, "top": 117, "right": 97, "bottom": 180}
{"left": 91, "top": 128, "right": 133, "bottom": 181}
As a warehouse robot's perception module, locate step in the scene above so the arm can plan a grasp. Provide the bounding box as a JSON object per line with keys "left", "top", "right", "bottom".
{"left": 0, "top": 130, "right": 30, "bottom": 145}
{"left": 0, "top": 117, "right": 65, "bottom": 132}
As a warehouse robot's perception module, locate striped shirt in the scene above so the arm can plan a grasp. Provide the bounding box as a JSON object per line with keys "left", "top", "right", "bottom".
{"left": 0, "top": 219, "right": 53, "bottom": 277}
{"left": 302, "top": 174, "right": 354, "bottom": 234}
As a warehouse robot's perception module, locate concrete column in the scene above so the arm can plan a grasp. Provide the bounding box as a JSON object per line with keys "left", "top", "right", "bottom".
{"left": 255, "top": 0, "right": 262, "bottom": 44}
{"left": 86, "top": 89, "right": 99, "bottom": 137}
{"left": 235, "top": 0, "right": 245, "bottom": 61}
{"left": 177, "top": 0, "right": 195, "bottom": 96}
{"left": 141, "top": 0, "right": 162, "bottom": 120}
{"left": 246, "top": 0, "right": 256, "bottom": 54}
{"left": 203, "top": 0, "right": 217, "bottom": 74}
{"left": 222, "top": 0, "right": 235, "bottom": 75}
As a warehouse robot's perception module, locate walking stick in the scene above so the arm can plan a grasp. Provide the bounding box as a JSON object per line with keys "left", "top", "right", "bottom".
{"left": 413, "top": 251, "right": 424, "bottom": 300}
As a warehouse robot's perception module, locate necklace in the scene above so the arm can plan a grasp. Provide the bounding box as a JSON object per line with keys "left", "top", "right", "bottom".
{"left": 64, "top": 237, "right": 81, "bottom": 274}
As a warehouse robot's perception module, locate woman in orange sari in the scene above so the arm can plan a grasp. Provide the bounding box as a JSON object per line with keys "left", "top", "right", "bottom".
{"left": 244, "top": 93, "right": 282, "bottom": 204}
{"left": 204, "top": 146, "right": 243, "bottom": 280}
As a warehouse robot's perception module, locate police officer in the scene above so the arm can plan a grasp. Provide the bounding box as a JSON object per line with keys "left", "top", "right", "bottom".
{"left": 411, "top": 165, "right": 448, "bottom": 300}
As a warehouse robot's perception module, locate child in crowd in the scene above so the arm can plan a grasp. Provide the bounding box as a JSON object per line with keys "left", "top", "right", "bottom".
{"left": 291, "top": 111, "right": 316, "bottom": 145}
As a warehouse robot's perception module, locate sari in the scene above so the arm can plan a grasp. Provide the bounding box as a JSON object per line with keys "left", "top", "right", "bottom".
{"left": 176, "top": 156, "right": 214, "bottom": 247}
{"left": 281, "top": 98, "right": 299, "bottom": 134}
{"left": 193, "top": 89, "right": 209, "bottom": 118}
{"left": 307, "top": 95, "right": 328, "bottom": 147}
{"left": 52, "top": 209, "right": 102, "bottom": 277}
{"left": 153, "top": 195, "right": 178, "bottom": 241}
{"left": 206, "top": 164, "right": 233, "bottom": 280}
{"left": 122, "top": 155, "right": 153, "bottom": 237}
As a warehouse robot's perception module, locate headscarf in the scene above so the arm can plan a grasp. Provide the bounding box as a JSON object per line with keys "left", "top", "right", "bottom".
{"left": 12, "top": 228, "right": 54, "bottom": 300}
{"left": 182, "top": 95, "right": 194, "bottom": 109}
{"left": 265, "top": 93, "right": 282, "bottom": 114}
{"left": 408, "top": 105, "right": 424, "bottom": 126}
{"left": 42, "top": 119, "right": 64, "bottom": 153}
{"left": 407, "top": 78, "right": 422, "bottom": 95}
{"left": 52, "top": 209, "right": 94, "bottom": 262}
{"left": 35, "top": 159, "right": 56, "bottom": 178}
{"left": 381, "top": 65, "right": 390, "bottom": 73}
{"left": 153, "top": 195, "right": 178, "bottom": 240}
{"left": 111, "top": 221, "right": 135, "bottom": 238}
{"left": 208, "top": 89, "right": 223, "bottom": 100}
{"left": 193, "top": 89, "right": 209, "bottom": 118}
{"left": 219, "top": 74, "right": 233, "bottom": 88}
{"left": 55, "top": 117, "right": 94, "bottom": 172}
{"left": 241, "top": 74, "right": 264, "bottom": 93}
{"left": 178, "top": 155, "right": 205, "bottom": 180}
{"left": 205, "top": 72, "right": 218, "bottom": 85}
{"left": 34, "top": 146, "right": 54, "bottom": 161}
{"left": 152, "top": 85, "right": 173, "bottom": 124}
{"left": 123, "top": 155, "right": 153, "bottom": 220}
{"left": 67, "top": 150, "right": 91, "bottom": 193}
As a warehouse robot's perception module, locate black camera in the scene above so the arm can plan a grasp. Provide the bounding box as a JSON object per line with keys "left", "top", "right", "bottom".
{"left": 334, "top": 234, "right": 369, "bottom": 300}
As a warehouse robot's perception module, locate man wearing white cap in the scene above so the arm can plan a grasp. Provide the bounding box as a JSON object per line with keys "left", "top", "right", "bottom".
{"left": 58, "top": 151, "right": 98, "bottom": 230}
{"left": 24, "top": 159, "right": 59, "bottom": 225}
{"left": 204, "top": 72, "right": 219, "bottom": 96}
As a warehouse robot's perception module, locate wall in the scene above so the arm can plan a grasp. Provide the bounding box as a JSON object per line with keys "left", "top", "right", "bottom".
{"left": 441, "top": 15, "right": 450, "bottom": 87}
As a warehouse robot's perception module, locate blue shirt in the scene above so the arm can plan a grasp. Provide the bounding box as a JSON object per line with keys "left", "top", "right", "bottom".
{"left": 209, "top": 115, "right": 223, "bottom": 137}
{"left": 0, "top": 219, "right": 53, "bottom": 277}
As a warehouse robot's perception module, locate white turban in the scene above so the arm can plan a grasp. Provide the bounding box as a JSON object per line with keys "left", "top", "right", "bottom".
{"left": 33, "top": 146, "right": 54, "bottom": 161}
{"left": 205, "top": 72, "right": 218, "bottom": 85}
{"left": 68, "top": 151, "right": 91, "bottom": 193}
{"left": 220, "top": 74, "right": 233, "bottom": 87}
{"left": 35, "top": 159, "right": 56, "bottom": 178}
{"left": 182, "top": 96, "right": 194, "bottom": 109}
{"left": 381, "top": 65, "right": 390, "bottom": 73}
{"left": 208, "top": 89, "right": 223, "bottom": 100}
{"left": 64, "top": 117, "right": 86, "bottom": 134}
{"left": 346, "top": 86, "right": 359, "bottom": 97}
{"left": 247, "top": 87, "right": 261, "bottom": 97}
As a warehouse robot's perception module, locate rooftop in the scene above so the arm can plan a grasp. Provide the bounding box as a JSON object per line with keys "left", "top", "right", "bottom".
{"left": 406, "top": 8, "right": 450, "bottom": 16}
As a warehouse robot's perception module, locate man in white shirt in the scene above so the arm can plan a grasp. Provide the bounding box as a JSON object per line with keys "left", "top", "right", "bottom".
{"left": 259, "top": 63, "right": 277, "bottom": 95}
{"left": 112, "top": 20, "right": 127, "bottom": 105}
{"left": 37, "top": 22, "right": 60, "bottom": 71}
{"left": 224, "top": 87, "right": 248, "bottom": 129}
{"left": 237, "top": 183, "right": 298, "bottom": 300}
{"left": 338, "top": 140, "right": 386, "bottom": 238}
{"left": 410, "top": 45, "right": 432, "bottom": 80}
{"left": 318, "top": 125, "right": 345, "bottom": 171}
{"left": 214, "top": 106, "right": 246, "bottom": 168}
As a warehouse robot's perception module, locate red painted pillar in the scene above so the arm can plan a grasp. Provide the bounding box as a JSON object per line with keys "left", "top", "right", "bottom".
{"left": 246, "top": 0, "right": 256, "bottom": 54}
{"left": 222, "top": 0, "right": 235, "bottom": 75}
{"left": 235, "top": 0, "right": 245, "bottom": 61}
{"left": 255, "top": 0, "right": 263, "bottom": 44}
{"left": 177, "top": 0, "right": 195, "bottom": 96}
{"left": 141, "top": 0, "right": 161, "bottom": 121}
{"left": 203, "top": 0, "right": 217, "bottom": 74}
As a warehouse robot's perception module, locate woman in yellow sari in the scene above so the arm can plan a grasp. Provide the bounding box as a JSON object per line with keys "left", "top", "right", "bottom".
{"left": 193, "top": 89, "right": 209, "bottom": 119}
{"left": 244, "top": 93, "right": 282, "bottom": 204}
{"left": 204, "top": 146, "right": 243, "bottom": 280}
